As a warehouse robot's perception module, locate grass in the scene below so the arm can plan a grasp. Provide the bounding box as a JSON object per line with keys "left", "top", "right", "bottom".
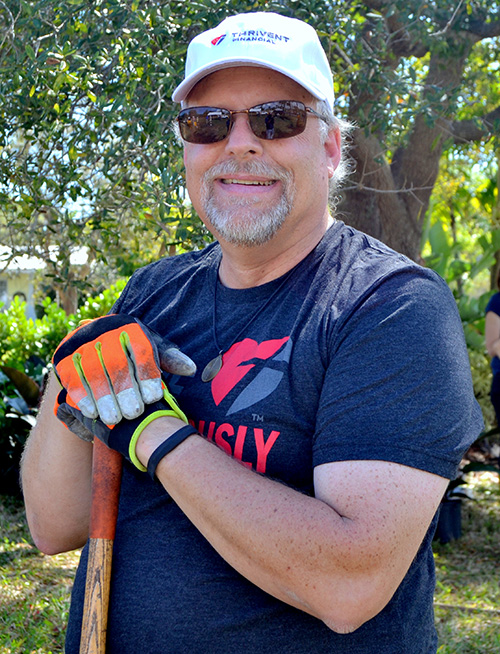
{"left": 0, "top": 472, "right": 498, "bottom": 653}
{"left": 0, "top": 496, "right": 80, "bottom": 653}
{"left": 434, "top": 472, "right": 500, "bottom": 653}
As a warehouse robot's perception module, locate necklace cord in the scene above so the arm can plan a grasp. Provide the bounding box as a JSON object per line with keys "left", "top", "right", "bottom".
{"left": 201, "top": 265, "right": 295, "bottom": 382}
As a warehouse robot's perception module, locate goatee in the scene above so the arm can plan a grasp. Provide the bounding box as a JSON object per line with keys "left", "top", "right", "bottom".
{"left": 200, "top": 160, "right": 295, "bottom": 246}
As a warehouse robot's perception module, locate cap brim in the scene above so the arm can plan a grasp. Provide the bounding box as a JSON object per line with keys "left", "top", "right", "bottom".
{"left": 172, "top": 57, "right": 328, "bottom": 105}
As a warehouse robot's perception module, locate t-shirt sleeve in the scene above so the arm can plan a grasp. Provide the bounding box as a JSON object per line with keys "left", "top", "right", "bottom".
{"left": 110, "top": 267, "right": 147, "bottom": 314}
{"left": 485, "top": 292, "right": 500, "bottom": 317}
{"left": 312, "top": 270, "right": 483, "bottom": 479}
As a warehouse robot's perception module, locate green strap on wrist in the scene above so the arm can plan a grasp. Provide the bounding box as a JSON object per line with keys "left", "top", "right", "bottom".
{"left": 128, "top": 384, "right": 188, "bottom": 471}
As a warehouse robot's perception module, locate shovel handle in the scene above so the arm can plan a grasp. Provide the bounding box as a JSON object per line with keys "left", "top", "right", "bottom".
{"left": 79, "top": 440, "right": 122, "bottom": 654}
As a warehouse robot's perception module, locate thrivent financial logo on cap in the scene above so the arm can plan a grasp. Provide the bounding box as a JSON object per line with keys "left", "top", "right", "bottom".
{"left": 211, "top": 34, "right": 226, "bottom": 46}
{"left": 211, "top": 30, "right": 290, "bottom": 46}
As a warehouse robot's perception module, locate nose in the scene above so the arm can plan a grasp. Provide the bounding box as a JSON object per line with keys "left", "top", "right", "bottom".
{"left": 224, "top": 113, "right": 264, "bottom": 157}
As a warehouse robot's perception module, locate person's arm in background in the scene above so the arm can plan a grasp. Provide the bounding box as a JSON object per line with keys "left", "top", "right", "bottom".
{"left": 485, "top": 310, "right": 500, "bottom": 358}
{"left": 21, "top": 371, "right": 94, "bottom": 554}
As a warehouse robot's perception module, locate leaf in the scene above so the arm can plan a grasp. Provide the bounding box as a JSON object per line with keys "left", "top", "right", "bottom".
{"left": 0, "top": 366, "right": 40, "bottom": 406}
{"left": 491, "top": 229, "right": 500, "bottom": 251}
{"left": 429, "top": 221, "right": 451, "bottom": 257}
{"left": 463, "top": 324, "right": 485, "bottom": 351}
{"left": 5, "top": 396, "right": 30, "bottom": 414}
{"left": 469, "top": 253, "right": 495, "bottom": 280}
{"left": 25, "top": 44, "right": 36, "bottom": 61}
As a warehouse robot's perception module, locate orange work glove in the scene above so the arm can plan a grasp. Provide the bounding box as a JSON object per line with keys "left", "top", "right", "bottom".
{"left": 52, "top": 314, "right": 196, "bottom": 426}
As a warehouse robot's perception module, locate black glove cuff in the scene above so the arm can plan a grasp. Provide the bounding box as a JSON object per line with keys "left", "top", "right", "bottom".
{"left": 147, "top": 425, "right": 199, "bottom": 480}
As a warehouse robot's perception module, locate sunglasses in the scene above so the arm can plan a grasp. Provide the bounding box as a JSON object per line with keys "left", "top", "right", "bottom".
{"left": 177, "top": 100, "right": 326, "bottom": 144}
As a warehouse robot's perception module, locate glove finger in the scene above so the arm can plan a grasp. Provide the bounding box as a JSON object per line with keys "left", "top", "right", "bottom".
{"left": 93, "top": 329, "right": 145, "bottom": 423}
{"left": 59, "top": 401, "right": 115, "bottom": 446}
{"left": 76, "top": 341, "right": 123, "bottom": 425}
{"left": 158, "top": 343, "right": 197, "bottom": 377}
{"left": 54, "top": 318, "right": 123, "bottom": 422}
{"left": 55, "top": 390, "right": 94, "bottom": 442}
{"left": 58, "top": 406, "right": 95, "bottom": 442}
{"left": 112, "top": 324, "right": 162, "bottom": 416}
{"left": 134, "top": 320, "right": 196, "bottom": 378}
{"left": 55, "top": 353, "right": 100, "bottom": 420}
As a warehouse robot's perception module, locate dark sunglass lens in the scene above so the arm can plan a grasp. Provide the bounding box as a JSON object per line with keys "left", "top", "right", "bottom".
{"left": 178, "top": 108, "right": 230, "bottom": 143}
{"left": 249, "top": 102, "right": 307, "bottom": 139}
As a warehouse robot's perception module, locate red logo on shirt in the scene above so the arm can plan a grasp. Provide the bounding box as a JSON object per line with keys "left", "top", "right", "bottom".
{"left": 211, "top": 337, "right": 290, "bottom": 414}
{"left": 189, "top": 337, "right": 292, "bottom": 473}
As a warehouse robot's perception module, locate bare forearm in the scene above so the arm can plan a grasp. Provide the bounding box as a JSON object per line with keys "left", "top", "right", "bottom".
{"left": 487, "top": 337, "right": 500, "bottom": 358}
{"left": 21, "top": 373, "right": 93, "bottom": 554}
{"left": 137, "top": 422, "right": 415, "bottom": 632}
{"left": 485, "top": 312, "right": 500, "bottom": 357}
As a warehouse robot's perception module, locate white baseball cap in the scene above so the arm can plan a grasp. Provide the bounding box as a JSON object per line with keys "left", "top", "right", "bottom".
{"left": 172, "top": 12, "right": 334, "bottom": 113}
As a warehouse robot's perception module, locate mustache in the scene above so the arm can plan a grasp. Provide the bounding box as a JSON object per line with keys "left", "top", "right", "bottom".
{"left": 202, "top": 159, "right": 292, "bottom": 185}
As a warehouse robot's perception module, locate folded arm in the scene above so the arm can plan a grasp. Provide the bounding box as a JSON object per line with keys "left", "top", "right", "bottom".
{"left": 136, "top": 419, "right": 447, "bottom": 633}
{"left": 22, "top": 372, "right": 446, "bottom": 632}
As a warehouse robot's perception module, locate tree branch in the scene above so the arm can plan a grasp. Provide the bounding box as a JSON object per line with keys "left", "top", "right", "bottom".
{"left": 384, "top": 13, "right": 429, "bottom": 58}
{"left": 431, "top": 0, "right": 465, "bottom": 38}
{"left": 449, "top": 105, "right": 500, "bottom": 144}
{"left": 361, "top": 0, "right": 428, "bottom": 57}
{"left": 463, "top": 18, "right": 500, "bottom": 39}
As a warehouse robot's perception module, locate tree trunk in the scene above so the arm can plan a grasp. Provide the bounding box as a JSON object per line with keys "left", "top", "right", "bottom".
{"left": 341, "top": 34, "right": 474, "bottom": 261}
{"left": 339, "top": 129, "right": 421, "bottom": 260}
{"left": 56, "top": 283, "right": 79, "bottom": 315}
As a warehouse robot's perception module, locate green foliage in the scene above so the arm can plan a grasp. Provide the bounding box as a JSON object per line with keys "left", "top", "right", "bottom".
{"left": 71, "top": 278, "right": 128, "bottom": 322}
{"left": 1, "top": 0, "right": 499, "bottom": 273}
{"left": 0, "top": 281, "right": 126, "bottom": 368}
{"left": 467, "top": 346, "right": 496, "bottom": 430}
{"left": 0, "top": 296, "right": 67, "bottom": 369}
{"left": 423, "top": 232, "right": 496, "bottom": 427}
{"left": 0, "top": 282, "right": 126, "bottom": 494}
{"left": 422, "top": 143, "right": 500, "bottom": 429}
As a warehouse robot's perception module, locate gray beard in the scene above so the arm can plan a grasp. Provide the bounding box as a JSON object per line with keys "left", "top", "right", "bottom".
{"left": 200, "top": 160, "right": 295, "bottom": 247}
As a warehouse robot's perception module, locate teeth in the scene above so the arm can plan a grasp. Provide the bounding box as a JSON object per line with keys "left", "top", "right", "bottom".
{"left": 222, "top": 179, "right": 274, "bottom": 186}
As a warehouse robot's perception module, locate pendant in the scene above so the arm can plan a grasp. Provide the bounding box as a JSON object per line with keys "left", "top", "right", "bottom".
{"left": 201, "top": 353, "right": 223, "bottom": 382}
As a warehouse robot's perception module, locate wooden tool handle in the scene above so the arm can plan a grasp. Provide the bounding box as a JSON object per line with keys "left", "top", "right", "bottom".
{"left": 79, "top": 440, "right": 122, "bottom": 654}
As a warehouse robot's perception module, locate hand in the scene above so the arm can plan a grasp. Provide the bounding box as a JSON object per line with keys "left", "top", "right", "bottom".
{"left": 54, "top": 382, "right": 189, "bottom": 471}
{"left": 52, "top": 314, "right": 196, "bottom": 425}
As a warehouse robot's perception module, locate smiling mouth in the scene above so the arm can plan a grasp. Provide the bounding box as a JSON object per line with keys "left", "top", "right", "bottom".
{"left": 220, "top": 179, "right": 275, "bottom": 186}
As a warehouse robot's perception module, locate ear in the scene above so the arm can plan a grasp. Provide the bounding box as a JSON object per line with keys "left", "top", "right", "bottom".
{"left": 324, "top": 127, "right": 342, "bottom": 178}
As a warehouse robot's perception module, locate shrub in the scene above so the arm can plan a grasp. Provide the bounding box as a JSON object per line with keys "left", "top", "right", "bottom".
{"left": 469, "top": 348, "right": 496, "bottom": 430}
{"left": 0, "top": 280, "right": 127, "bottom": 494}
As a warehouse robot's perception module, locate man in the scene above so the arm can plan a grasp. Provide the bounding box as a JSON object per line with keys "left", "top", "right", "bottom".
{"left": 21, "top": 12, "right": 483, "bottom": 654}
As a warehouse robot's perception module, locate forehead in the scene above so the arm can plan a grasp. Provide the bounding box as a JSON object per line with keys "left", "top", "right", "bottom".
{"left": 185, "top": 66, "right": 315, "bottom": 107}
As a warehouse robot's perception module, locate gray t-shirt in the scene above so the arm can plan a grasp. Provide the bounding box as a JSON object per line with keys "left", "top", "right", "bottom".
{"left": 65, "top": 222, "right": 483, "bottom": 653}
